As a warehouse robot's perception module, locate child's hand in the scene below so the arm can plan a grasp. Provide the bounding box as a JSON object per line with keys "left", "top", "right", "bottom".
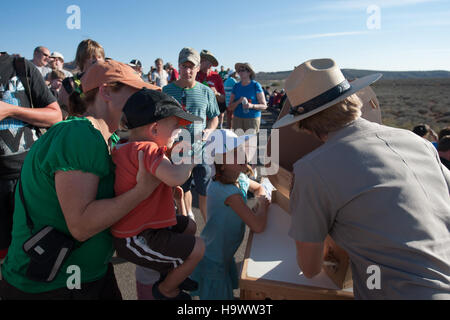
{"left": 257, "top": 196, "right": 271, "bottom": 211}
{"left": 202, "top": 128, "right": 214, "bottom": 142}
{"left": 173, "top": 186, "right": 187, "bottom": 216}
{"left": 173, "top": 186, "right": 184, "bottom": 202}
{"left": 253, "top": 196, "right": 270, "bottom": 214}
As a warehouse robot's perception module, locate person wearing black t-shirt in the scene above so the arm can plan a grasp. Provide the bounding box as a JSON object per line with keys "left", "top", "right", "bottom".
{"left": 0, "top": 52, "right": 62, "bottom": 261}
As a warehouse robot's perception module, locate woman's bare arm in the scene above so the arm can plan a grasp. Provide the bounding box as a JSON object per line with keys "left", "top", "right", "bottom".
{"left": 55, "top": 151, "right": 159, "bottom": 241}
{"left": 248, "top": 92, "right": 267, "bottom": 111}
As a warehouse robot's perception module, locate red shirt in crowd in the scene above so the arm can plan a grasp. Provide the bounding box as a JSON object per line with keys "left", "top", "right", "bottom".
{"left": 196, "top": 70, "right": 225, "bottom": 95}
{"left": 273, "top": 93, "right": 282, "bottom": 105}
{"left": 169, "top": 68, "right": 179, "bottom": 83}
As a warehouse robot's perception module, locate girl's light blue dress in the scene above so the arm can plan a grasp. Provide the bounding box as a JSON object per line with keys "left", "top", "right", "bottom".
{"left": 191, "top": 173, "right": 250, "bottom": 300}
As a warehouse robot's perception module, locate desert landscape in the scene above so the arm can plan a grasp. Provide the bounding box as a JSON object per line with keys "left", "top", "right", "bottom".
{"left": 371, "top": 79, "right": 450, "bottom": 132}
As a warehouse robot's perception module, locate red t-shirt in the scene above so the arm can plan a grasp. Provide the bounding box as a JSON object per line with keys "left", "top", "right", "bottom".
{"left": 196, "top": 70, "right": 225, "bottom": 95}
{"left": 111, "top": 141, "right": 176, "bottom": 238}
{"left": 273, "top": 93, "right": 282, "bottom": 105}
{"left": 170, "top": 68, "right": 180, "bottom": 81}
{"left": 169, "top": 68, "right": 179, "bottom": 82}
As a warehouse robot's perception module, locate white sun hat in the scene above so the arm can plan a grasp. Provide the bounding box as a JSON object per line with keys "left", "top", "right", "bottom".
{"left": 273, "top": 58, "right": 382, "bottom": 129}
{"left": 203, "top": 129, "right": 257, "bottom": 165}
{"left": 50, "top": 51, "right": 64, "bottom": 61}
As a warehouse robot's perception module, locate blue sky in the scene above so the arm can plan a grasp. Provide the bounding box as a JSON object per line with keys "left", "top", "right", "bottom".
{"left": 1, "top": 0, "right": 450, "bottom": 73}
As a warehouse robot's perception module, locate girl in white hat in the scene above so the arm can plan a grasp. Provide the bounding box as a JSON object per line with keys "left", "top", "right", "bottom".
{"left": 190, "top": 129, "right": 270, "bottom": 300}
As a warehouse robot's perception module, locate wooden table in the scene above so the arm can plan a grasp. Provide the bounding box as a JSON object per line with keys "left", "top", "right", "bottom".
{"left": 240, "top": 203, "right": 354, "bottom": 300}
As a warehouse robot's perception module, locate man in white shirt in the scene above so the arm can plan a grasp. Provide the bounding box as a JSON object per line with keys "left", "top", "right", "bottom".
{"left": 152, "top": 58, "right": 169, "bottom": 88}
{"left": 31, "top": 46, "right": 52, "bottom": 79}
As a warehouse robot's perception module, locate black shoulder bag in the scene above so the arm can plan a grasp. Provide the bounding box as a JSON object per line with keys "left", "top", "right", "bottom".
{"left": 19, "top": 177, "right": 75, "bottom": 283}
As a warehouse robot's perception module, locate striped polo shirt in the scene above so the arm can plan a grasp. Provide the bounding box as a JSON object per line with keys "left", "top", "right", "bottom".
{"left": 163, "top": 81, "right": 220, "bottom": 143}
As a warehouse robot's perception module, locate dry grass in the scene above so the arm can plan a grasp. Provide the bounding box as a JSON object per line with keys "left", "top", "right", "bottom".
{"left": 371, "top": 79, "right": 450, "bottom": 132}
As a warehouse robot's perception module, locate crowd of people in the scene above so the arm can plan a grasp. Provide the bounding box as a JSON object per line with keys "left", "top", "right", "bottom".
{"left": 0, "top": 40, "right": 271, "bottom": 300}
{"left": 412, "top": 124, "right": 450, "bottom": 170}
{"left": 0, "top": 40, "right": 448, "bottom": 301}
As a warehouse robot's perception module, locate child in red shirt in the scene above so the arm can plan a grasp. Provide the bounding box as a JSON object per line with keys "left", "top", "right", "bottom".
{"left": 111, "top": 89, "right": 205, "bottom": 300}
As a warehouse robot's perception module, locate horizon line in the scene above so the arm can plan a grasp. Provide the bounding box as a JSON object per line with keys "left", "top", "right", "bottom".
{"left": 256, "top": 68, "right": 450, "bottom": 74}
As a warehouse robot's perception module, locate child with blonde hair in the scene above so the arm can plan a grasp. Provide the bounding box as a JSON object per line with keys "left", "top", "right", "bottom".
{"left": 191, "top": 129, "right": 270, "bottom": 300}
{"left": 111, "top": 89, "right": 205, "bottom": 300}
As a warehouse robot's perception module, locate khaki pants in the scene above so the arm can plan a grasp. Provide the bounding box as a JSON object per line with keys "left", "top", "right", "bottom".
{"left": 232, "top": 116, "right": 261, "bottom": 133}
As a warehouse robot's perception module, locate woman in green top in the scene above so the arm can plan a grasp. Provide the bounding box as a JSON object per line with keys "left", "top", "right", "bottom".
{"left": 0, "top": 60, "right": 161, "bottom": 299}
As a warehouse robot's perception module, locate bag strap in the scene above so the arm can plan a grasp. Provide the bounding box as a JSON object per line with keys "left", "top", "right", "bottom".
{"left": 13, "top": 57, "right": 34, "bottom": 109}
{"left": 18, "top": 176, "right": 35, "bottom": 233}
{"left": 18, "top": 175, "right": 81, "bottom": 248}
{"left": 13, "top": 58, "right": 48, "bottom": 137}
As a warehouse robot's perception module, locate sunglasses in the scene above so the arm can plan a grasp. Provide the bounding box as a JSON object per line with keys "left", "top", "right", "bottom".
{"left": 40, "top": 51, "right": 50, "bottom": 58}
{"left": 238, "top": 68, "right": 249, "bottom": 73}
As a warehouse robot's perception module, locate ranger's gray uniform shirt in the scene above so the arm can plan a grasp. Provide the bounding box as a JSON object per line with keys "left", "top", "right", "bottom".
{"left": 289, "top": 118, "right": 450, "bottom": 299}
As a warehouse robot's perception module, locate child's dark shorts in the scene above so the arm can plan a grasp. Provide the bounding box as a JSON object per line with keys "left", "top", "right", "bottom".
{"left": 113, "top": 215, "right": 196, "bottom": 273}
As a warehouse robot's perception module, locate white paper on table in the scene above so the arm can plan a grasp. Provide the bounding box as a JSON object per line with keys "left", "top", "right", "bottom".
{"left": 247, "top": 203, "right": 347, "bottom": 291}
{"left": 260, "top": 178, "right": 275, "bottom": 201}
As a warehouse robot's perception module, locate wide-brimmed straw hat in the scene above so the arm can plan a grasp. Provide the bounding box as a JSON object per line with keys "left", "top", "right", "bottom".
{"left": 272, "top": 58, "right": 382, "bottom": 129}
{"left": 200, "top": 50, "right": 219, "bottom": 67}
{"left": 235, "top": 62, "right": 256, "bottom": 79}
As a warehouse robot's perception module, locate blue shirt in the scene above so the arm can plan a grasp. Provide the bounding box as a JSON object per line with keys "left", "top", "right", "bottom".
{"left": 232, "top": 80, "right": 263, "bottom": 119}
{"left": 202, "top": 173, "right": 250, "bottom": 263}
{"left": 224, "top": 77, "right": 237, "bottom": 106}
{"left": 191, "top": 173, "right": 250, "bottom": 300}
